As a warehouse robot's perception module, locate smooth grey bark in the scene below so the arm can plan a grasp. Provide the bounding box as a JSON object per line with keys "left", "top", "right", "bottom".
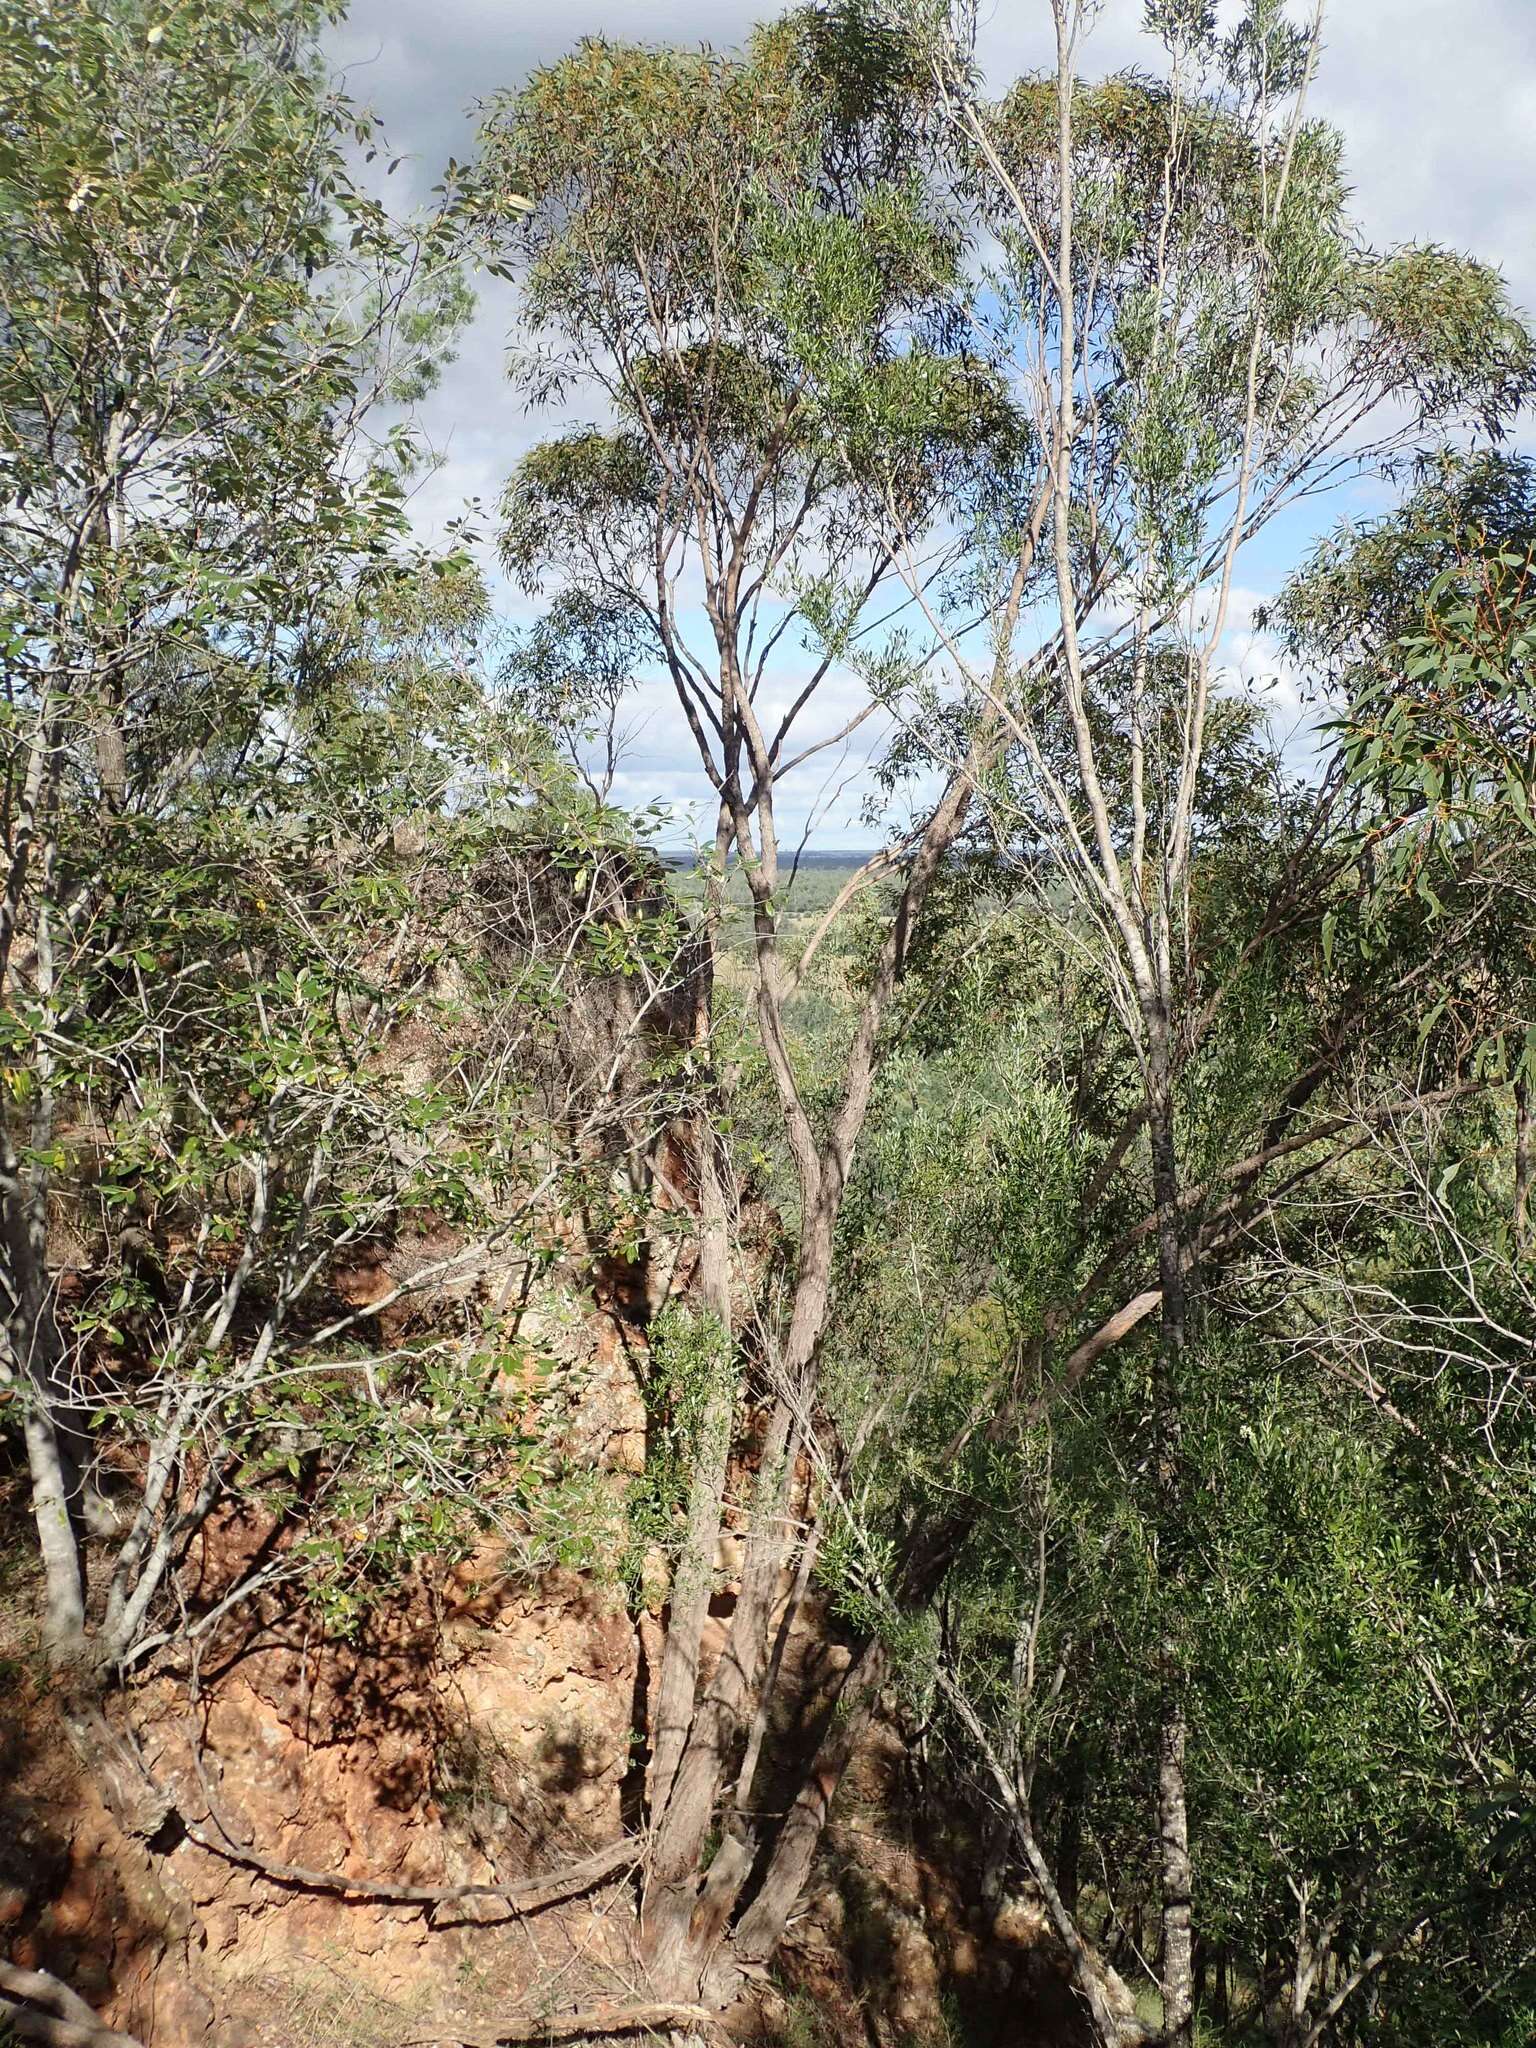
{"left": 20, "top": 1388, "right": 89, "bottom": 1659}
{"left": 3, "top": 1111, "right": 89, "bottom": 1664}
{"left": 645, "top": 1127, "right": 738, "bottom": 1828}
{"left": 1146, "top": 1009, "right": 1194, "bottom": 2048}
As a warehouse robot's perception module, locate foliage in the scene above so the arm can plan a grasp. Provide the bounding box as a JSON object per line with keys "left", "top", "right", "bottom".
{"left": 0, "top": 0, "right": 701, "bottom": 1675}
{"left": 621, "top": 1303, "right": 734, "bottom": 1587}
{"left": 4, "top": 6, "right": 1536, "bottom": 2043}
{"left": 821, "top": 869, "right": 1536, "bottom": 2042}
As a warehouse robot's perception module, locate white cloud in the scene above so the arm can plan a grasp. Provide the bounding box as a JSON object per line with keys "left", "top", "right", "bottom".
{"left": 1218, "top": 584, "right": 1306, "bottom": 719}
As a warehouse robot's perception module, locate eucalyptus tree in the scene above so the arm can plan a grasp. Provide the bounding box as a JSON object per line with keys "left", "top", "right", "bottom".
{"left": 474, "top": 0, "right": 1536, "bottom": 2022}
{"left": 752, "top": 2, "right": 1536, "bottom": 2039}
{"left": 1224, "top": 1121, "right": 1536, "bottom": 2046}
{"left": 817, "top": 760, "right": 1536, "bottom": 2048}
{"left": 0, "top": 0, "right": 508, "bottom": 1681}
{"left": 475, "top": 5, "right": 1032, "bottom": 2006}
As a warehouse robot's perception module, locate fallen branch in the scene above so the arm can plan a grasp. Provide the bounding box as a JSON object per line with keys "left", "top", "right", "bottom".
{"left": 177, "top": 1738, "right": 644, "bottom": 1913}
{"left": 184, "top": 1783, "right": 642, "bottom": 1914}
{"left": 0, "top": 1962, "right": 144, "bottom": 2048}
{"left": 408, "top": 2002, "right": 716, "bottom": 2046}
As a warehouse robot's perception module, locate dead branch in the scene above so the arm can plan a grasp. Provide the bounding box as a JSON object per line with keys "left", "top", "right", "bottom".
{"left": 408, "top": 2003, "right": 716, "bottom": 2047}
{"left": 183, "top": 1798, "right": 642, "bottom": 1915}
{"left": 0, "top": 1962, "right": 144, "bottom": 2048}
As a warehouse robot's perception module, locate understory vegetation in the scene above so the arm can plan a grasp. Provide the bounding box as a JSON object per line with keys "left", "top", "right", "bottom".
{"left": 2, "top": 3, "right": 1535, "bottom": 2046}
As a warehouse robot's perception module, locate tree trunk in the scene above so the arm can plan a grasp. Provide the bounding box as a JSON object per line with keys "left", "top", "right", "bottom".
{"left": 1057, "top": 1738, "right": 1087, "bottom": 1918}
{"left": 1012, "top": 1807, "right": 1140, "bottom": 2048}
{"left": 636, "top": 753, "right": 989, "bottom": 2000}
{"left": 22, "top": 1396, "right": 89, "bottom": 1660}
{"left": 639, "top": 1060, "right": 743, "bottom": 1993}
{"left": 643, "top": 1389, "right": 808, "bottom": 1993}
{"left": 1146, "top": 1009, "right": 1194, "bottom": 2048}
{"left": 3, "top": 1134, "right": 90, "bottom": 1666}
{"left": 728, "top": 1632, "right": 890, "bottom": 1967}
{"left": 1515, "top": 1075, "right": 1532, "bottom": 1255}
{"left": 1157, "top": 1698, "right": 1193, "bottom": 2048}
{"left": 645, "top": 1131, "right": 736, "bottom": 1824}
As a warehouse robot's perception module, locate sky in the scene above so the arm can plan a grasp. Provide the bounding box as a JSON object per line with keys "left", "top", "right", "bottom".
{"left": 329, "top": 0, "right": 1536, "bottom": 848}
